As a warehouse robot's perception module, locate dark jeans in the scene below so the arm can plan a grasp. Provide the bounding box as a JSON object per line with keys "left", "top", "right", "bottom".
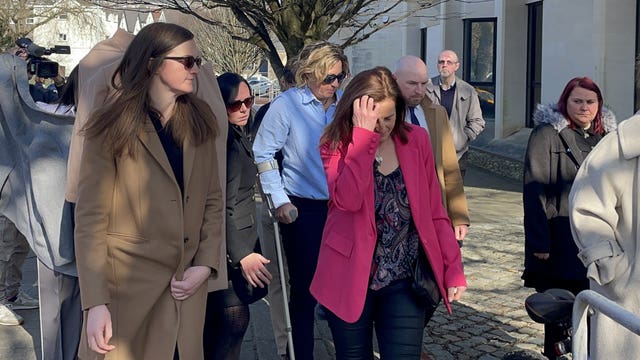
{"left": 280, "top": 196, "right": 328, "bottom": 360}
{"left": 326, "top": 279, "right": 427, "bottom": 360}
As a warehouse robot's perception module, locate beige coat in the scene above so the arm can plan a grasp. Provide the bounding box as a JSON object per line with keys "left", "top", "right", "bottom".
{"left": 570, "top": 114, "right": 640, "bottom": 359}
{"left": 71, "top": 31, "right": 230, "bottom": 360}
{"left": 66, "top": 29, "right": 133, "bottom": 204}
{"left": 68, "top": 29, "right": 229, "bottom": 292}
{"left": 420, "top": 96, "right": 470, "bottom": 227}
{"left": 75, "top": 119, "right": 223, "bottom": 360}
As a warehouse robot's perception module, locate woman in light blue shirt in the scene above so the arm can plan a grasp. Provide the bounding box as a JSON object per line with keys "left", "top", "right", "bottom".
{"left": 253, "top": 41, "right": 348, "bottom": 360}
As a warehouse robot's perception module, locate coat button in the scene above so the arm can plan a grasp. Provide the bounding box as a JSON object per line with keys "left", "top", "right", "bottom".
{"left": 183, "top": 237, "right": 189, "bottom": 243}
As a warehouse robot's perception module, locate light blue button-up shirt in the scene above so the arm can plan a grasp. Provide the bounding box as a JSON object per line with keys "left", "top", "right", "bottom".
{"left": 253, "top": 86, "right": 341, "bottom": 208}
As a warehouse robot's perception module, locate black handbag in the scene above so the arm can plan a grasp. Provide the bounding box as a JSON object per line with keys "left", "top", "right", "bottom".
{"left": 229, "top": 265, "right": 268, "bottom": 305}
{"left": 411, "top": 248, "right": 441, "bottom": 307}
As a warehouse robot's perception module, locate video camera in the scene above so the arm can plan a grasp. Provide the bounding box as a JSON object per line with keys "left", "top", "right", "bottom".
{"left": 15, "top": 37, "right": 71, "bottom": 78}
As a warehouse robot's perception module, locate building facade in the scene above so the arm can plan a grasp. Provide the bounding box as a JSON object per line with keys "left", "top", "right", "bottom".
{"left": 27, "top": 2, "right": 165, "bottom": 76}
{"left": 345, "top": 0, "right": 638, "bottom": 140}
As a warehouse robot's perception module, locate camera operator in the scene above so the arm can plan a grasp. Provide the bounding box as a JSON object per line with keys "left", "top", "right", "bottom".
{"left": 28, "top": 67, "right": 65, "bottom": 104}
{"left": 12, "top": 39, "right": 68, "bottom": 104}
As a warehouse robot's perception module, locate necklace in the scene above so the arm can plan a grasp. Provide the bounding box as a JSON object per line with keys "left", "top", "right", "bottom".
{"left": 375, "top": 154, "right": 383, "bottom": 164}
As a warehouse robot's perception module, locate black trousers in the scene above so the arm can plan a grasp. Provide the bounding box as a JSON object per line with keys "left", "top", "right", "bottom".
{"left": 326, "top": 279, "right": 427, "bottom": 359}
{"left": 279, "top": 196, "right": 328, "bottom": 360}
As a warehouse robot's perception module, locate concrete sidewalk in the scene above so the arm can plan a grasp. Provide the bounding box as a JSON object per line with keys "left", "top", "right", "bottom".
{"left": 0, "top": 165, "right": 544, "bottom": 360}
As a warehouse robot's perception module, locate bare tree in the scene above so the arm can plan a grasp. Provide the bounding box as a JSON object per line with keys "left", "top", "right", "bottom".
{"left": 0, "top": 0, "right": 100, "bottom": 51}
{"left": 88, "top": 0, "right": 449, "bottom": 79}
{"left": 184, "top": 8, "right": 262, "bottom": 76}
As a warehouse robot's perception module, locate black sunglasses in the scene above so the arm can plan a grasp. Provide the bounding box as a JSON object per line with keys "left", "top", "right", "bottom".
{"left": 227, "top": 96, "right": 254, "bottom": 112}
{"left": 164, "top": 56, "right": 203, "bottom": 69}
{"left": 322, "top": 72, "right": 347, "bottom": 85}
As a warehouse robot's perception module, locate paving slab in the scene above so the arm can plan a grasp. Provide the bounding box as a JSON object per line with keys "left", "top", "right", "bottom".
{"left": 0, "top": 166, "right": 546, "bottom": 360}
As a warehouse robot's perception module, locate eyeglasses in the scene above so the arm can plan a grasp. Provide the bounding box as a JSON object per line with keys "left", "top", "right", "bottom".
{"left": 437, "top": 60, "right": 458, "bottom": 66}
{"left": 227, "top": 96, "right": 254, "bottom": 112}
{"left": 164, "top": 56, "right": 203, "bottom": 69}
{"left": 322, "top": 72, "right": 347, "bottom": 85}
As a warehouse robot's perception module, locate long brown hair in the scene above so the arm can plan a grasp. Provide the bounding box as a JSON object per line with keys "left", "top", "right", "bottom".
{"left": 321, "top": 66, "right": 408, "bottom": 150}
{"left": 83, "top": 22, "right": 217, "bottom": 157}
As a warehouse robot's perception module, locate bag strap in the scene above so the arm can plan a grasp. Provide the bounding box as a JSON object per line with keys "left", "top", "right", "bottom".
{"left": 558, "top": 130, "right": 583, "bottom": 169}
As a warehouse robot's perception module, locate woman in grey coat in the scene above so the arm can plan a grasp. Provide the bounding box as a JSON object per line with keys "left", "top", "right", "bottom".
{"left": 522, "top": 77, "right": 616, "bottom": 358}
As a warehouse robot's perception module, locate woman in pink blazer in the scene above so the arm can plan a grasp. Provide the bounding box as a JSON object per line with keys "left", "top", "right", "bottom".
{"left": 310, "top": 67, "right": 467, "bottom": 359}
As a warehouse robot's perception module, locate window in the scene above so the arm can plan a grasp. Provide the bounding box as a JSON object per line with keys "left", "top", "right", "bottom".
{"left": 420, "top": 27, "right": 428, "bottom": 62}
{"left": 463, "top": 18, "right": 496, "bottom": 118}
{"left": 527, "top": 2, "right": 543, "bottom": 127}
{"left": 58, "top": 33, "right": 67, "bottom": 41}
{"left": 26, "top": 18, "right": 35, "bottom": 24}
{"left": 57, "top": 14, "right": 68, "bottom": 20}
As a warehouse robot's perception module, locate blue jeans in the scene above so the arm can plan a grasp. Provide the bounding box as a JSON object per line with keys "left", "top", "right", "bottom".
{"left": 326, "top": 279, "right": 428, "bottom": 359}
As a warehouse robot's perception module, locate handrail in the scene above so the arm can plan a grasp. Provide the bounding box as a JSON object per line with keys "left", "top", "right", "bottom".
{"left": 572, "top": 290, "right": 640, "bottom": 359}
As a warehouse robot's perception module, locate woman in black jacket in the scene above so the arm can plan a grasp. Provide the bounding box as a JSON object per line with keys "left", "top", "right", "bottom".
{"left": 203, "top": 72, "right": 272, "bottom": 360}
{"left": 522, "top": 76, "right": 616, "bottom": 358}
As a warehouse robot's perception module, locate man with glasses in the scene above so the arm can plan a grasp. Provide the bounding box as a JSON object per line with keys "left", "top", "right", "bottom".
{"left": 427, "top": 50, "right": 485, "bottom": 177}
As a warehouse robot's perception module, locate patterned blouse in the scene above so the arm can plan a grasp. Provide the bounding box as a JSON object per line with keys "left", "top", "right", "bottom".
{"left": 369, "top": 164, "right": 420, "bottom": 290}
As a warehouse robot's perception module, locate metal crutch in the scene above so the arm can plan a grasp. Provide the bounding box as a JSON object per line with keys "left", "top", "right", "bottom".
{"left": 258, "top": 184, "right": 296, "bottom": 360}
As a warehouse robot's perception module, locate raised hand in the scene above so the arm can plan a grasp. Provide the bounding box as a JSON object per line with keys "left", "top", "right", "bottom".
{"left": 352, "top": 95, "right": 379, "bottom": 131}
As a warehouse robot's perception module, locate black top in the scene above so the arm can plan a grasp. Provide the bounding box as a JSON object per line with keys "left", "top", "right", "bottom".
{"left": 149, "top": 112, "right": 184, "bottom": 192}
{"left": 440, "top": 82, "right": 456, "bottom": 118}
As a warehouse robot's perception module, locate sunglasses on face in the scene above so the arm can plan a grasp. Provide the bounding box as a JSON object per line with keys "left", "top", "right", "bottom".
{"left": 227, "top": 96, "right": 254, "bottom": 112}
{"left": 164, "top": 56, "right": 203, "bottom": 69}
{"left": 322, "top": 72, "right": 347, "bottom": 85}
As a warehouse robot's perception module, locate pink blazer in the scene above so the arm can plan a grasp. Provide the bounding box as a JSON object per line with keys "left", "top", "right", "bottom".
{"left": 310, "top": 125, "right": 467, "bottom": 323}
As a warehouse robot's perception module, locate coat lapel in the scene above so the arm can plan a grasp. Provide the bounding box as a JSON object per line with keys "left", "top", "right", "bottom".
{"left": 421, "top": 98, "right": 438, "bottom": 154}
{"left": 394, "top": 134, "right": 421, "bottom": 208}
{"left": 231, "top": 125, "right": 253, "bottom": 157}
{"left": 137, "top": 121, "right": 178, "bottom": 184}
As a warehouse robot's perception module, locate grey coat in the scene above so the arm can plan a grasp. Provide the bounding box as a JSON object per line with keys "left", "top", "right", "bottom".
{"left": 426, "top": 76, "right": 485, "bottom": 158}
{"left": 0, "top": 53, "right": 75, "bottom": 275}
{"left": 570, "top": 114, "right": 640, "bottom": 359}
{"left": 522, "top": 103, "right": 616, "bottom": 290}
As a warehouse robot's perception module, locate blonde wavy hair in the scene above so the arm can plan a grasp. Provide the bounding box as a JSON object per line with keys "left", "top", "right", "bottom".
{"left": 294, "top": 41, "right": 349, "bottom": 87}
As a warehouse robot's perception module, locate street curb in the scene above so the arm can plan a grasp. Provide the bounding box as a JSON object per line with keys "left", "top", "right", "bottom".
{"left": 468, "top": 147, "right": 523, "bottom": 182}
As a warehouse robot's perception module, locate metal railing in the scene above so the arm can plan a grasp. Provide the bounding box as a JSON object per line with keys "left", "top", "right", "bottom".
{"left": 572, "top": 290, "right": 640, "bottom": 359}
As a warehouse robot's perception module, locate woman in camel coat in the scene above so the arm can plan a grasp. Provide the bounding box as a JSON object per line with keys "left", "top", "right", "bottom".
{"left": 74, "top": 23, "right": 223, "bottom": 360}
